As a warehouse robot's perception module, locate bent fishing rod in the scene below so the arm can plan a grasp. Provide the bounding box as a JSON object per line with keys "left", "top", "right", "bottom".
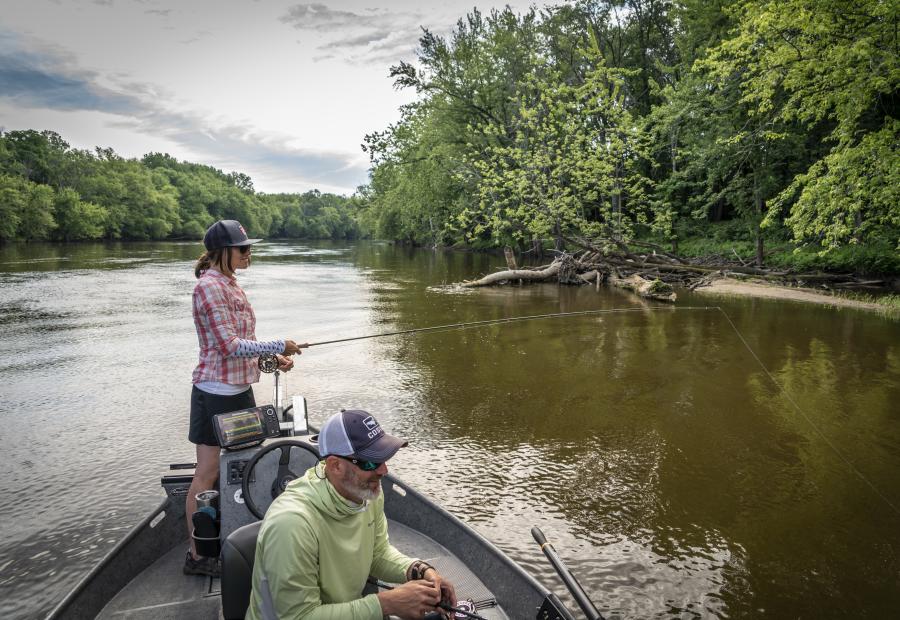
{"left": 293, "top": 306, "right": 716, "bottom": 349}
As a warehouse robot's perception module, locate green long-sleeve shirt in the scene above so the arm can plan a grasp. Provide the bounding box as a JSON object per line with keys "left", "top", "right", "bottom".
{"left": 246, "top": 466, "right": 413, "bottom": 620}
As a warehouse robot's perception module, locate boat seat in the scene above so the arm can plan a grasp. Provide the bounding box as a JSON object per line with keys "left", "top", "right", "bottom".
{"left": 221, "top": 520, "right": 262, "bottom": 620}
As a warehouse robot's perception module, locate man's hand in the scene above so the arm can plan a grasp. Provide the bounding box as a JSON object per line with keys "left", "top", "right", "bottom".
{"left": 423, "top": 568, "right": 456, "bottom": 616}
{"left": 275, "top": 354, "right": 294, "bottom": 372}
{"left": 376, "top": 580, "right": 442, "bottom": 619}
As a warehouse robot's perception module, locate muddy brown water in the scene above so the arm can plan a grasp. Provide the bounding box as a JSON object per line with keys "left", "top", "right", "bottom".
{"left": 1, "top": 240, "right": 898, "bottom": 619}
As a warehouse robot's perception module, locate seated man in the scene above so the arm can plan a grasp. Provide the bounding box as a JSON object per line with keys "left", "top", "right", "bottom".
{"left": 246, "top": 410, "right": 456, "bottom": 619}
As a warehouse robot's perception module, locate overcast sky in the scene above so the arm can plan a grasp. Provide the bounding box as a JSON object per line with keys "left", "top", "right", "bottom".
{"left": 1, "top": 0, "right": 543, "bottom": 195}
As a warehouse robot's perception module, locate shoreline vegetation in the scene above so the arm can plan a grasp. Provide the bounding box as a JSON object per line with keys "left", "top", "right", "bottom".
{"left": 451, "top": 241, "right": 900, "bottom": 314}
{"left": 1, "top": 2, "right": 896, "bottom": 307}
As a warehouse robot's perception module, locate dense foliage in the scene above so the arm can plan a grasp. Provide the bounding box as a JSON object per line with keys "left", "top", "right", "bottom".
{"left": 359, "top": 0, "right": 898, "bottom": 270}
{"left": 0, "top": 131, "right": 360, "bottom": 242}
{"left": 2, "top": 0, "right": 896, "bottom": 275}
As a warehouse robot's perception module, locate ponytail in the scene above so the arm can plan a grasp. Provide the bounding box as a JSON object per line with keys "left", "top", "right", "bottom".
{"left": 194, "top": 251, "right": 212, "bottom": 278}
{"left": 194, "top": 248, "right": 231, "bottom": 278}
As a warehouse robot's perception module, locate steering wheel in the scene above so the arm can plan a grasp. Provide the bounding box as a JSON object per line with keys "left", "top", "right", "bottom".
{"left": 241, "top": 439, "right": 316, "bottom": 520}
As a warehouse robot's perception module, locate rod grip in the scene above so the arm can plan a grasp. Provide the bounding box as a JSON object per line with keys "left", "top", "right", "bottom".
{"left": 531, "top": 526, "right": 548, "bottom": 546}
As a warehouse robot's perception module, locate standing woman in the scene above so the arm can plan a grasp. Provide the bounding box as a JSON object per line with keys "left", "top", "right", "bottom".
{"left": 185, "top": 219, "right": 302, "bottom": 576}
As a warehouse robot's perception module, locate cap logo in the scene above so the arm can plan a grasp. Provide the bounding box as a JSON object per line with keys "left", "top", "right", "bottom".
{"left": 238, "top": 224, "right": 247, "bottom": 236}
{"left": 363, "top": 416, "right": 383, "bottom": 439}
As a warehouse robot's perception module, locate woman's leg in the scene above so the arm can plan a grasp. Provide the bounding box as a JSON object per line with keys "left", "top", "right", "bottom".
{"left": 185, "top": 385, "right": 255, "bottom": 562}
{"left": 186, "top": 443, "right": 221, "bottom": 559}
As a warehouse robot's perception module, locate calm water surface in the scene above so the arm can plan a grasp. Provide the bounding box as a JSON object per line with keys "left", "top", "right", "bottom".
{"left": 1, "top": 241, "right": 898, "bottom": 619}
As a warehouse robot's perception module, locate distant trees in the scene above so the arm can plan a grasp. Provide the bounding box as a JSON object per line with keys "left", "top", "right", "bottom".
{"left": 0, "top": 130, "right": 359, "bottom": 242}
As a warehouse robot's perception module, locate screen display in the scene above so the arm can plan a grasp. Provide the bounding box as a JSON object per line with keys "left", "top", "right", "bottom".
{"left": 218, "top": 410, "right": 264, "bottom": 445}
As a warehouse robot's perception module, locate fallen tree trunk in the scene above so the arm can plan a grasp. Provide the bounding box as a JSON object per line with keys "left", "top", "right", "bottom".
{"left": 462, "top": 260, "right": 561, "bottom": 287}
{"left": 455, "top": 240, "right": 887, "bottom": 294}
{"left": 608, "top": 274, "right": 677, "bottom": 302}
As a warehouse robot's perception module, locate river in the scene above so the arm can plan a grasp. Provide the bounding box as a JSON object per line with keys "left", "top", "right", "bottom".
{"left": 1, "top": 240, "right": 898, "bottom": 619}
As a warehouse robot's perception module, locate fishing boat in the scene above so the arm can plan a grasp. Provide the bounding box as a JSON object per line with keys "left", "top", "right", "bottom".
{"left": 45, "top": 361, "right": 584, "bottom": 620}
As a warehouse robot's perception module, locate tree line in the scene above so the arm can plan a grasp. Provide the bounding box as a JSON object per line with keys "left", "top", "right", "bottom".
{"left": 359, "top": 0, "right": 898, "bottom": 273}
{"left": 2, "top": 0, "right": 896, "bottom": 275}
{"left": 0, "top": 130, "right": 362, "bottom": 242}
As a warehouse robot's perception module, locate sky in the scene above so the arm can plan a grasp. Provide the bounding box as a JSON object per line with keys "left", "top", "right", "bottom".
{"left": 1, "top": 0, "right": 542, "bottom": 195}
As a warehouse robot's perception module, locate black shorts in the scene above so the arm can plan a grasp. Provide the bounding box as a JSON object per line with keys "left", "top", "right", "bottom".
{"left": 189, "top": 385, "right": 256, "bottom": 446}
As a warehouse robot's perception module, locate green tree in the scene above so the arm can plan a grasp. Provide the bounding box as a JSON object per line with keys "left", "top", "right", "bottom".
{"left": 0, "top": 175, "right": 25, "bottom": 239}
{"left": 704, "top": 0, "right": 899, "bottom": 251}
{"left": 464, "top": 47, "right": 650, "bottom": 247}
{"left": 0, "top": 174, "right": 57, "bottom": 240}
{"left": 18, "top": 183, "right": 56, "bottom": 240}
{"left": 1, "top": 130, "right": 74, "bottom": 188}
{"left": 364, "top": 7, "right": 543, "bottom": 245}
{"left": 53, "top": 188, "right": 107, "bottom": 240}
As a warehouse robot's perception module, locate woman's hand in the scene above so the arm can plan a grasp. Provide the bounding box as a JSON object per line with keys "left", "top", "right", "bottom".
{"left": 275, "top": 354, "right": 294, "bottom": 372}
{"left": 282, "top": 340, "right": 306, "bottom": 355}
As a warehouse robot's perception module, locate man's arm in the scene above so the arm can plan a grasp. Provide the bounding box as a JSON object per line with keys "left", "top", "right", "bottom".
{"left": 369, "top": 495, "right": 458, "bottom": 616}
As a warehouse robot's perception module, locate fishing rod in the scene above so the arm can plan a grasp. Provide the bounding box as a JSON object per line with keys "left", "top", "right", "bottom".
{"left": 296, "top": 306, "right": 716, "bottom": 349}
{"left": 366, "top": 577, "right": 489, "bottom": 620}
{"left": 532, "top": 526, "right": 604, "bottom": 620}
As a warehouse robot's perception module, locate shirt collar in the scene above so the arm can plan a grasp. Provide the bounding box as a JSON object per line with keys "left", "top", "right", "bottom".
{"left": 204, "top": 268, "right": 237, "bottom": 284}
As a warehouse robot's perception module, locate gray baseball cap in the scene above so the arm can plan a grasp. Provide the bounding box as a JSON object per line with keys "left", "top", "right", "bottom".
{"left": 203, "top": 219, "right": 261, "bottom": 251}
{"left": 319, "top": 410, "right": 408, "bottom": 462}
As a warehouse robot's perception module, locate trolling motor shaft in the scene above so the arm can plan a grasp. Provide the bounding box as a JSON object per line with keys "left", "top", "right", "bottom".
{"left": 532, "top": 527, "right": 604, "bottom": 620}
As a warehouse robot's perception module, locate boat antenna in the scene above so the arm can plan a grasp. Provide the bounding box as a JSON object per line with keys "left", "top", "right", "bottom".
{"left": 532, "top": 526, "right": 605, "bottom": 620}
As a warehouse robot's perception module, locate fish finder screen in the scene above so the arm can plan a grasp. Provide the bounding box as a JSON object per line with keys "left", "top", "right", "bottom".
{"left": 219, "top": 410, "right": 264, "bottom": 445}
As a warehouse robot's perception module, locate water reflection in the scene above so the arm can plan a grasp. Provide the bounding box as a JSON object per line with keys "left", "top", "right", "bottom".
{"left": 1, "top": 241, "right": 899, "bottom": 619}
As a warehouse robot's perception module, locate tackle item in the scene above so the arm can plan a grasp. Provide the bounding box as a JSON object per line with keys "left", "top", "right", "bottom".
{"left": 367, "top": 578, "right": 490, "bottom": 620}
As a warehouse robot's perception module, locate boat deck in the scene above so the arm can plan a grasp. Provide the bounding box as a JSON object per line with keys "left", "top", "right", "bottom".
{"left": 97, "top": 519, "right": 508, "bottom": 619}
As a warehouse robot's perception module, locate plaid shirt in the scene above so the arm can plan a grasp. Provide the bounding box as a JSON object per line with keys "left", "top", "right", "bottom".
{"left": 192, "top": 270, "right": 261, "bottom": 385}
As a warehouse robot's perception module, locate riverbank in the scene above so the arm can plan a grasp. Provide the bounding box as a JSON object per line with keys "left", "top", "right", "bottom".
{"left": 694, "top": 277, "right": 897, "bottom": 313}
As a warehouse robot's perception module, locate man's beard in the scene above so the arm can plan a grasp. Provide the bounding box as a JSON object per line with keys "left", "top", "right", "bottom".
{"left": 344, "top": 467, "right": 381, "bottom": 503}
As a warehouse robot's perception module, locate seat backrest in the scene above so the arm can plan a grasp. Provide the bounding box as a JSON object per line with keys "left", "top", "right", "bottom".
{"left": 221, "top": 520, "right": 262, "bottom": 620}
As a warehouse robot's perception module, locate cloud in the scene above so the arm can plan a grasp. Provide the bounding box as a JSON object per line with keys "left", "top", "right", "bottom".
{"left": 0, "top": 36, "right": 135, "bottom": 115}
{"left": 280, "top": 3, "right": 425, "bottom": 65}
{"left": 0, "top": 32, "right": 367, "bottom": 192}
{"left": 280, "top": 3, "right": 369, "bottom": 29}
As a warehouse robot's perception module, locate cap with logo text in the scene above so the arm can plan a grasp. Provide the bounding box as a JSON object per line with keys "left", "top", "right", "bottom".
{"left": 203, "top": 219, "right": 262, "bottom": 251}
{"left": 318, "top": 410, "right": 408, "bottom": 463}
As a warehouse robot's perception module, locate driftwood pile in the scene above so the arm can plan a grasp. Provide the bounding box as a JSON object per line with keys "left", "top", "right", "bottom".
{"left": 459, "top": 237, "right": 892, "bottom": 301}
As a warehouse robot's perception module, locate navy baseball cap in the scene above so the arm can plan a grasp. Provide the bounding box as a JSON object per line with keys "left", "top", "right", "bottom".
{"left": 319, "top": 410, "right": 408, "bottom": 462}
{"left": 203, "top": 219, "right": 261, "bottom": 251}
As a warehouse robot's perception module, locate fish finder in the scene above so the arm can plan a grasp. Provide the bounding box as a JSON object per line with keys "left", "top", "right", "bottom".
{"left": 213, "top": 405, "right": 281, "bottom": 449}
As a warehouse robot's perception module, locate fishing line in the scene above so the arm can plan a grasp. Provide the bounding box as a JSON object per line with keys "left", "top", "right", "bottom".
{"left": 301, "top": 306, "right": 715, "bottom": 348}
{"left": 296, "top": 303, "right": 898, "bottom": 515}
{"left": 716, "top": 306, "right": 900, "bottom": 516}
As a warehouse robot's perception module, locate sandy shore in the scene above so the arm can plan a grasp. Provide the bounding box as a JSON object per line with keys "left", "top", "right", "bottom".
{"left": 694, "top": 277, "right": 883, "bottom": 311}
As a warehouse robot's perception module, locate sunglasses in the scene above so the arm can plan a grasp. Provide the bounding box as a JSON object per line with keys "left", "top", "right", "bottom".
{"left": 237, "top": 245, "right": 251, "bottom": 255}
{"left": 336, "top": 455, "right": 382, "bottom": 471}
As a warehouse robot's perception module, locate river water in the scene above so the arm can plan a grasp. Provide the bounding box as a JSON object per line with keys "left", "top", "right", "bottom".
{"left": 1, "top": 240, "right": 898, "bottom": 619}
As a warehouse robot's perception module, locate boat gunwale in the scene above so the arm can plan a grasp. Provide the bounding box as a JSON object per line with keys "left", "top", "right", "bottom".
{"left": 45, "top": 496, "right": 176, "bottom": 620}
